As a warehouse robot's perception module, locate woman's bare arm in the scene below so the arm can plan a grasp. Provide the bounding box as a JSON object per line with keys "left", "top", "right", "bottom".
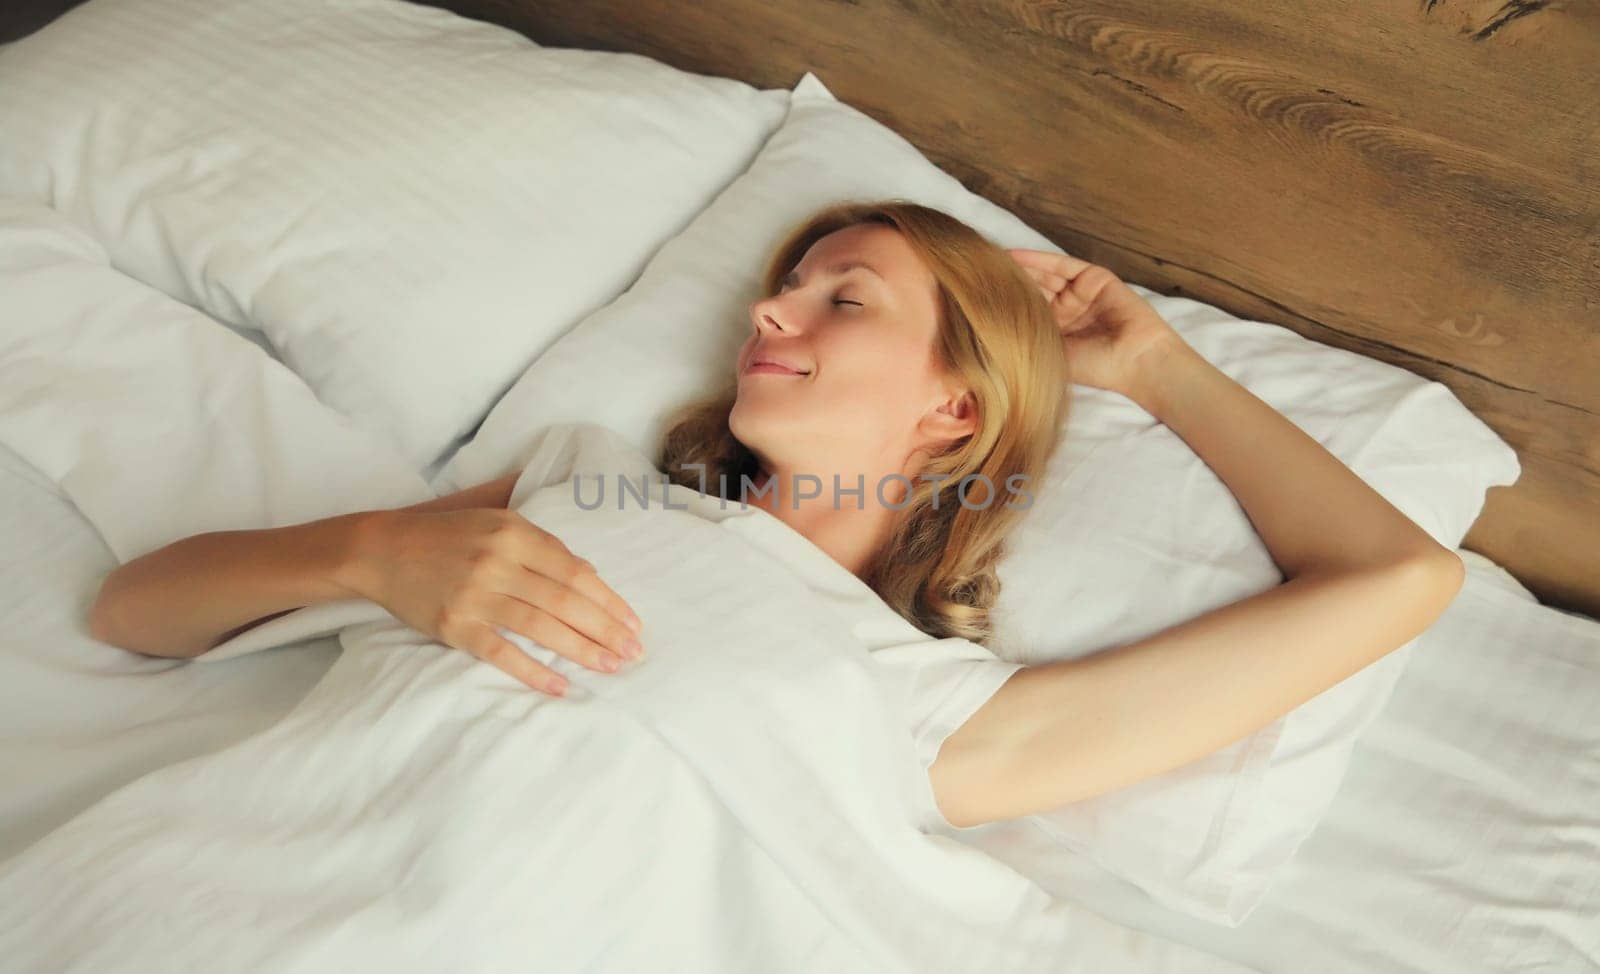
{"left": 929, "top": 337, "right": 1465, "bottom": 829}
{"left": 89, "top": 473, "right": 519, "bottom": 659}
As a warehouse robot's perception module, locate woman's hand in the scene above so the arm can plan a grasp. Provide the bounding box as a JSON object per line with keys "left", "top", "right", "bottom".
{"left": 348, "top": 508, "right": 645, "bottom": 697}
{"left": 1007, "top": 248, "right": 1186, "bottom": 397}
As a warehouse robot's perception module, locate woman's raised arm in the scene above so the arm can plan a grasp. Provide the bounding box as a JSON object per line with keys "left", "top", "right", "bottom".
{"left": 928, "top": 255, "right": 1465, "bottom": 829}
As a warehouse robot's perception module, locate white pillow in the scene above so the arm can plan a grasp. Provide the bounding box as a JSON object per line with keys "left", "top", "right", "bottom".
{"left": 0, "top": 198, "right": 433, "bottom": 565}
{"left": 0, "top": 0, "right": 789, "bottom": 470}
{"left": 436, "top": 72, "right": 1521, "bottom": 925}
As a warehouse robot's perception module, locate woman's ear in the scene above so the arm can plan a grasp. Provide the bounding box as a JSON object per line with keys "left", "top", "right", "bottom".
{"left": 920, "top": 384, "right": 979, "bottom": 447}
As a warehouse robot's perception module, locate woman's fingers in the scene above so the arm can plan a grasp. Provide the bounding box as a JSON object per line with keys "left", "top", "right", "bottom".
{"left": 1010, "top": 249, "right": 1099, "bottom": 328}
{"left": 461, "top": 623, "right": 570, "bottom": 697}
{"left": 563, "top": 557, "right": 644, "bottom": 637}
{"left": 1019, "top": 264, "right": 1069, "bottom": 299}
{"left": 1007, "top": 247, "right": 1091, "bottom": 279}
{"left": 490, "top": 591, "right": 635, "bottom": 675}
{"left": 1064, "top": 263, "right": 1122, "bottom": 303}
{"left": 511, "top": 525, "right": 643, "bottom": 636}
{"left": 502, "top": 571, "right": 644, "bottom": 667}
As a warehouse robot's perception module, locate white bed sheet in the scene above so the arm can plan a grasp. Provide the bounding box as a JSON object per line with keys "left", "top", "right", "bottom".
{"left": 1, "top": 438, "right": 1596, "bottom": 971}
{"left": 1032, "top": 548, "right": 1600, "bottom": 972}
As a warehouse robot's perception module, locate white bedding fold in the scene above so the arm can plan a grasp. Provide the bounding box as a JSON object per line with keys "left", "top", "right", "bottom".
{"left": 0, "top": 199, "right": 433, "bottom": 565}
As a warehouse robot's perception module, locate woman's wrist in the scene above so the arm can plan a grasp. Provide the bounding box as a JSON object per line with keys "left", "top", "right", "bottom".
{"left": 1120, "top": 333, "right": 1206, "bottom": 418}
{"left": 335, "top": 509, "right": 398, "bottom": 602}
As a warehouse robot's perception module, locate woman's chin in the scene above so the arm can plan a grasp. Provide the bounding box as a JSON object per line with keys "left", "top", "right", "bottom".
{"left": 728, "top": 402, "right": 759, "bottom": 438}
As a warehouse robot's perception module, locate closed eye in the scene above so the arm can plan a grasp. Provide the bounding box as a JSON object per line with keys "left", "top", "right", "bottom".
{"left": 833, "top": 299, "right": 863, "bottom": 307}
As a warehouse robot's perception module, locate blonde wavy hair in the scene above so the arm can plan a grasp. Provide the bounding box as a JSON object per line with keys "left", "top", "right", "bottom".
{"left": 659, "top": 199, "right": 1069, "bottom": 645}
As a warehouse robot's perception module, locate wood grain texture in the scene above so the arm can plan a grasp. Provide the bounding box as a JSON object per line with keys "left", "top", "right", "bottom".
{"left": 425, "top": 0, "right": 1599, "bottom": 619}
{"left": 0, "top": 0, "right": 86, "bottom": 43}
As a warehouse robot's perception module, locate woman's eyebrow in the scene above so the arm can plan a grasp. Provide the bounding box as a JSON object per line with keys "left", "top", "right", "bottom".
{"left": 780, "top": 261, "right": 887, "bottom": 289}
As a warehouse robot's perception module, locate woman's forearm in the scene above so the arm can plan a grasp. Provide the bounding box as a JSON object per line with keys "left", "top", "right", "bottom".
{"left": 89, "top": 474, "right": 518, "bottom": 660}
{"left": 89, "top": 512, "right": 379, "bottom": 659}
{"left": 1125, "top": 339, "right": 1449, "bottom": 578}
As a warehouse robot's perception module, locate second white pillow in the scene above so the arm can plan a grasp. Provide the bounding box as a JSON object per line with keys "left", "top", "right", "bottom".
{"left": 0, "top": 0, "right": 789, "bottom": 470}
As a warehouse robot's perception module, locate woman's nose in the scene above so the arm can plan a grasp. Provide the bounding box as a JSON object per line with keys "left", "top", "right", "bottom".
{"left": 750, "top": 296, "right": 797, "bottom": 335}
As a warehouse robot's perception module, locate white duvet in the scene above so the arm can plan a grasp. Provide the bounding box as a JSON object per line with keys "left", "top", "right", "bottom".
{"left": 0, "top": 423, "right": 1248, "bottom": 973}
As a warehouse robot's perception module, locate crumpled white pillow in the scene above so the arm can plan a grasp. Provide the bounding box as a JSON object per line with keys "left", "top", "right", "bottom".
{"left": 436, "top": 72, "right": 1521, "bottom": 926}
{"left": 0, "top": 198, "right": 432, "bottom": 564}
{"left": 0, "top": 0, "right": 789, "bottom": 470}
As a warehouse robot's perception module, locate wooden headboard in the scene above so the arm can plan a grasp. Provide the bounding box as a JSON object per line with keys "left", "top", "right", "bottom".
{"left": 424, "top": 0, "right": 1599, "bottom": 618}
{"left": 7, "top": 0, "right": 1595, "bottom": 617}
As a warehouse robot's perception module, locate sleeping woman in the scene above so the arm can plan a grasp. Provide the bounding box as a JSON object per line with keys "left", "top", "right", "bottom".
{"left": 88, "top": 199, "right": 1465, "bottom": 832}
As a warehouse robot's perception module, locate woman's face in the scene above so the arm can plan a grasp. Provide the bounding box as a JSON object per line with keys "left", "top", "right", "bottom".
{"left": 731, "top": 223, "right": 973, "bottom": 481}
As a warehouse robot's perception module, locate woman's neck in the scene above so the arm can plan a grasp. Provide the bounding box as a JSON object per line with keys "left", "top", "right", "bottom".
{"left": 746, "top": 462, "right": 910, "bottom": 580}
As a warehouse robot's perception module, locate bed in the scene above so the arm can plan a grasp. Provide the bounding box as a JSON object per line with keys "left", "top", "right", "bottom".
{"left": 1, "top": 0, "right": 1596, "bottom": 970}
